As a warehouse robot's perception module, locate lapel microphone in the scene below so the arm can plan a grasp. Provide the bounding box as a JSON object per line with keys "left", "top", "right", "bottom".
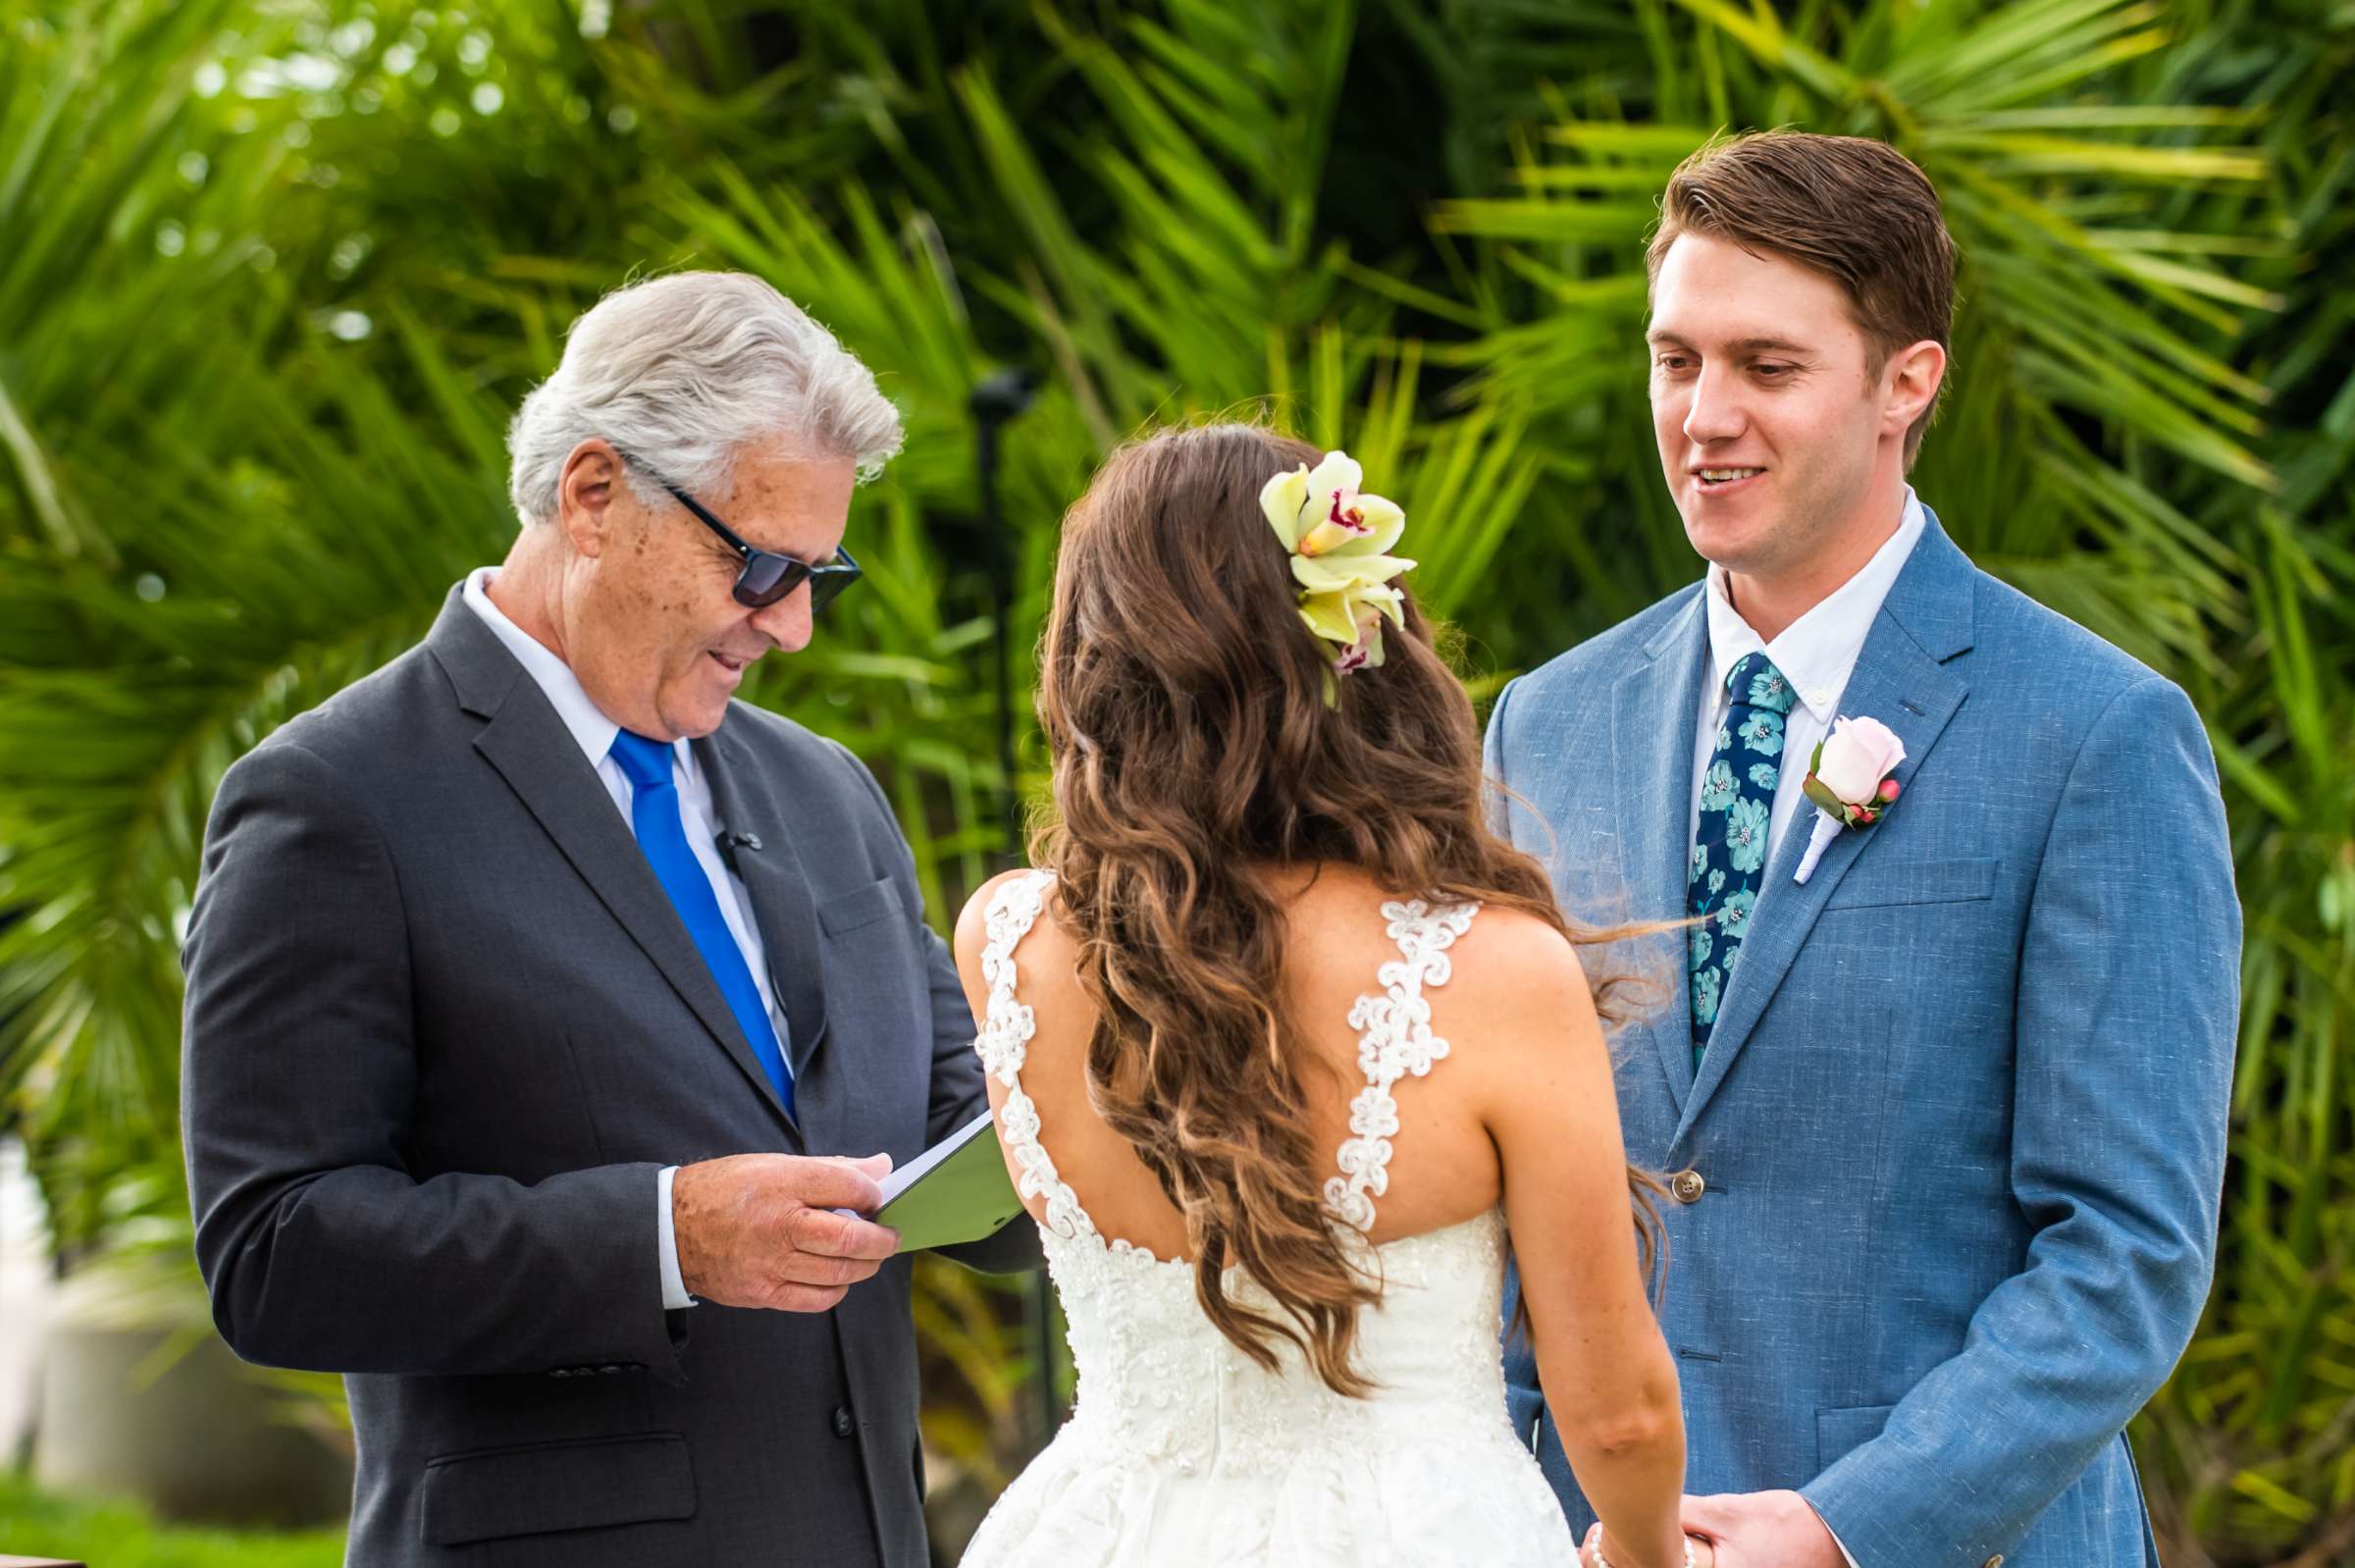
{"left": 712, "top": 826, "right": 763, "bottom": 871}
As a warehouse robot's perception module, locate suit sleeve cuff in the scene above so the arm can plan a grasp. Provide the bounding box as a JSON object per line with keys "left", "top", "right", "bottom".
{"left": 657, "top": 1165, "right": 696, "bottom": 1310}
{"left": 1806, "top": 1498, "right": 1860, "bottom": 1568}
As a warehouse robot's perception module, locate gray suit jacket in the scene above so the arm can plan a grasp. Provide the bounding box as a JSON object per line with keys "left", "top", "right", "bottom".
{"left": 183, "top": 585, "right": 1033, "bottom": 1568}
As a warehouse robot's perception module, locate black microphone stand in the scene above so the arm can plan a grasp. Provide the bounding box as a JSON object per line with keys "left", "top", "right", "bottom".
{"left": 971, "top": 369, "right": 1039, "bottom": 864}
{"left": 968, "top": 367, "right": 1057, "bottom": 1450}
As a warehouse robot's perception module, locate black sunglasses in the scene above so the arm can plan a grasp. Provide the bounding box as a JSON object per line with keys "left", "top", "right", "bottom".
{"left": 612, "top": 447, "right": 862, "bottom": 612}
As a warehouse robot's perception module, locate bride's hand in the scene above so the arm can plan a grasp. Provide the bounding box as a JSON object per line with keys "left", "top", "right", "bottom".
{"left": 1582, "top": 1524, "right": 1716, "bottom": 1568}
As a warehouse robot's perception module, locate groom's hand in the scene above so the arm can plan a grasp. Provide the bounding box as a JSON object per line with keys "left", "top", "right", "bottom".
{"left": 671, "top": 1153, "right": 899, "bottom": 1312}
{"left": 1679, "top": 1490, "right": 1846, "bottom": 1568}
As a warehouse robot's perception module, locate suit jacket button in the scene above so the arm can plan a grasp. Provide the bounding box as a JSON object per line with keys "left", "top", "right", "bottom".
{"left": 1981, "top": 1558, "right": 2004, "bottom": 1568}
{"left": 1671, "top": 1169, "right": 1706, "bottom": 1204}
{"left": 832, "top": 1407, "right": 855, "bottom": 1438}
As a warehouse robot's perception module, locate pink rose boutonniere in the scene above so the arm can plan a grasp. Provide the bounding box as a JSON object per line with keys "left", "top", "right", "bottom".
{"left": 1793, "top": 714, "right": 1907, "bottom": 884}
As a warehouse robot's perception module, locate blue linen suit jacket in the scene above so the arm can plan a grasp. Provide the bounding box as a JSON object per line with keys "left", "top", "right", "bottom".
{"left": 1488, "top": 511, "right": 2238, "bottom": 1568}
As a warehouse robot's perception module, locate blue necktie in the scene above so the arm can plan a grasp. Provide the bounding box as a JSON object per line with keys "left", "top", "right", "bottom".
{"left": 1688, "top": 651, "right": 1796, "bottom": 1073}
{"left": 608, "top": 729, "right": 794, "bottom": 1117}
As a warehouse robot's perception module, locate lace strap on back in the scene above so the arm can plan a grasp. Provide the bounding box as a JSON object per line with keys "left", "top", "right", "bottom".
{"left": 973, "top": 870, "right": 1100, "bottom": 1244}
{"left": 1325, "top": 898, "right": 1480, "bottom": 1231}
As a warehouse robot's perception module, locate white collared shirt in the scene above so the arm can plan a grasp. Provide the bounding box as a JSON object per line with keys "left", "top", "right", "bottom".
{"left": 1688, "top": 489, "right": 1928, "bottom": 866}
{"left": 464, "top": 566, "right": 789, "bottom": 1310}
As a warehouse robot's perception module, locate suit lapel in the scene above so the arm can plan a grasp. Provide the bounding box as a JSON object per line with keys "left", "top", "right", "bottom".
{"left": 1610, "top": 590, "right": 1710, "bottom": 1112}
{"left": 427, "top": 591, "right": 795, "bottom": 1129}
{"left": 1672, "top": 516, "right": 1976, "bottom": 1142}
{"left": 697, "top": 723, "right": 830, "bottom": 1087}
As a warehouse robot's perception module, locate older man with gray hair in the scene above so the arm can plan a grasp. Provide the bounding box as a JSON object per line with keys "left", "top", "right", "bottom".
{"left": 183, "top": 271, "right": 1030, "bottom": 1568}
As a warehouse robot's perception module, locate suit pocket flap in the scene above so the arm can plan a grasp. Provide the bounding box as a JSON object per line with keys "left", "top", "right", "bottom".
{"left": 1814, "top": 1404, "right": 1895, "bottom": 1471}
{"left": 1824, "top": 857, "right": 1997, "bottom": 910}
{"left": 818, "top": 876, "right": 902, "bottom": 936}
{"left": 421, "top": 1433, "right": 695, "bottom": 1546}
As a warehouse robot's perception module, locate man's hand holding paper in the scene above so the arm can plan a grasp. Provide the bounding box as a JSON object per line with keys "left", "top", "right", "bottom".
{"left": 670, "top": 1152, "right": 902, "bottom": 1312}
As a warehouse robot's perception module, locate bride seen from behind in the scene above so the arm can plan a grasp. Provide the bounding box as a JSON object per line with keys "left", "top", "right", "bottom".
{"left": 953, "top": 423, "right": 1706, "bottom": 1568}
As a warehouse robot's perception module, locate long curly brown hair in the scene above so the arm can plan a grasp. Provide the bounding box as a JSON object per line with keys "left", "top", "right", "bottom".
{"left": 1033, "top": 422, "right": 1664, "bottom": 1396}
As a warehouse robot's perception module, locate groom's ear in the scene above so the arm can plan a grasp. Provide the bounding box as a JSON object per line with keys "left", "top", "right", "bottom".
{"left": 1880, "top": 339, "right": 1947, "bottom": 447}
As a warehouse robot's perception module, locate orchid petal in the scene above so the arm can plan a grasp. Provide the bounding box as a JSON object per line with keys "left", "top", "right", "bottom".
{"left": 1291, "top": 552, "right": 1416, "bottom": 594}
{"left": 1297, "top": 590, "right": 1360, "bottom": 646}
{"left": 1302, "top": 450, "right": 1364, "bottom": 504}
{"left": 1318, "top": 493, "right": 1405, "bottom": 557}
{"left": 1259, "top": 465, "right": 1311, "bottom": 550}
{"left": 1334, "top": 581, "right": 1402, "bottom": 622}
{"left": 1297, "top": 518, "right": 1353, "bottom": 557}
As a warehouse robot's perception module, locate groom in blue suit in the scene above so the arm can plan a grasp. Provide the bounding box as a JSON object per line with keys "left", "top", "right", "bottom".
{"left": 1492, "top": 133, "right": 2239, "bottom": 1568}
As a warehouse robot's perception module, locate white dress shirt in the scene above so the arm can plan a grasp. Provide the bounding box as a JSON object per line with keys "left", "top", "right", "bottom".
{"left": 1688, "top": 488, "right": 1928, "bottom": 864}
{"left": 464, "top": 567, "right": 789, "bottom": 1309}
{"left": 1681, "top": 500, "right": 1923, "bottom": 1568}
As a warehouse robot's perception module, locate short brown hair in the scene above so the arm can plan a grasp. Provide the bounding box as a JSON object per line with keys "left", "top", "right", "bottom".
{"left": 1647, "top": 131, "right": 1957, "bottom": 465}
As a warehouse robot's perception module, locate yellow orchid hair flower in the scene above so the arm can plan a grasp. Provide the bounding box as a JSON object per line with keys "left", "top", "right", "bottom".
{"left": 1258, "top": 449, "right": 1414, "bottom": 686}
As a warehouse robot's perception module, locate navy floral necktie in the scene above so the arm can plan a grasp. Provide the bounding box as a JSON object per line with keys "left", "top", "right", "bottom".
{"left": 1688, "top": 651, "right": 1796, "bottom": 1072}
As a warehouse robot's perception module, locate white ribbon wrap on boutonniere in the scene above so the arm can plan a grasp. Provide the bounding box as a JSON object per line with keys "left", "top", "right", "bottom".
{"left": 1792, "top": 714, "right": 1907, "bottom": 884}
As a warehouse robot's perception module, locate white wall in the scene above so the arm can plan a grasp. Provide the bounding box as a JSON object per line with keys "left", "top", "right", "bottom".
{"left": 0, "top": 1134, "right": 54, "bottom": 1468}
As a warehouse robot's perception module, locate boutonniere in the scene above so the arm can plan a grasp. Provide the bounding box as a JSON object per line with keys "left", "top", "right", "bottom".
{"left": 1793, "top": 715, "right": 1907, "bottom": 884}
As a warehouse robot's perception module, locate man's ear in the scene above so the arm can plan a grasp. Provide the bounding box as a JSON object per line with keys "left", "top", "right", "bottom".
{"left": 1883, "top": 339, "right": 1947, "bottom": 442}
{"left": 557, "top": 440, "right": 626, "bottom": 559}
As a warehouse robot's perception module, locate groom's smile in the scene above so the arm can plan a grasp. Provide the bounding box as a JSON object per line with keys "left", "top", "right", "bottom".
{"left": 1646, "top": 231, "right": 1903, "bottom": 600}
{"left": 1692, "top": 465, "right": 1767, "bottom": 492}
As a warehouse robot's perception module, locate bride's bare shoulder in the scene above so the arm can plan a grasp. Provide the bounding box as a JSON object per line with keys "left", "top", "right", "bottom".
{"left": 953, "top": 867, "right": 1091, "bottom": 994}
{"left": 952, "top": 868, "right": 1056, "bottom": 987}
{"left": 1291, "top": 874, "right": 1600, "bottom": 1058}
{"left": 1431, "top": 905, "right": 1612, "bottom": 1117}
{"left": 1443, "top": 901, "right": 1585, "bottom": 978}
{"left": 1276, "top": 866, "right": 1576, "bottom": 975}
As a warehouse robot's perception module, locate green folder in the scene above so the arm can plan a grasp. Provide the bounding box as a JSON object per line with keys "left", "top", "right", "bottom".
{"left": 874, "top": 1110, "right": 1026, "bottom": 1254}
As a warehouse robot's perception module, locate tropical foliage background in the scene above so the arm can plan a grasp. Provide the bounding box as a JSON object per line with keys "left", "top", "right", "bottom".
{"left": 1, "top": 0, "right": 2347, "bottom": 1562}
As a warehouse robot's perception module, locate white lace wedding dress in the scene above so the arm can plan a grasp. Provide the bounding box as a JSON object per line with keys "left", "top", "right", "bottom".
{"left": 960, "top": 870, "right": 1578, "bottom": 1566}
